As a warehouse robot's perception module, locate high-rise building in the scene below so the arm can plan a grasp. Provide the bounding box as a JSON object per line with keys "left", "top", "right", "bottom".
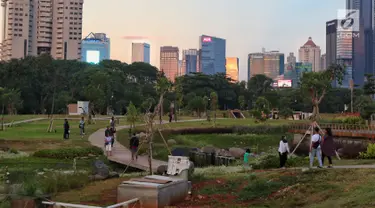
{"left": 132, "top": 42, "right": 150, "bottom": 63}
{"left": 326, "top": 19, "right": 353, "bottom": 88}
{"left": 248, "top": 50, "right": 284, "bottom": 80}
{"left": 298, "top": 37, "right": 321, "bottom": 72}
{"left": 1, "top": 0, "right": 84, "bottom": 61}
{"left": 320, "top": 54, "right": 326, "bottom": 70}
{"left": 160, "top": 46, "right": 179, "bottom": 82}
{"left": 225, "top": 57, "right": 239, "bottom": 82}
{"left": 81, "top": 33, "right": 110, "bottom": 64}
{"left": 287, "top": 52, "right": 296, "bottom": 66}
{"left": 346, "top": 0, "right": 373, "bottom": 86}
{"left": 199, "top": 35, "right": 226, "bottom": 75}
{"left": 181, "top": 49, "right": 198, "bottom": 75}
{"left": 248, "top": 53, "right": 264, "bottom": 80}
{"left": 284, "top": 62, "right": 312, "bottom": 88}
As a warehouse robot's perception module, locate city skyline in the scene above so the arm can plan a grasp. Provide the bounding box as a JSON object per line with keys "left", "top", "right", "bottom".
{"left": 0, "top": 0, "right": 345, "bottom": 80}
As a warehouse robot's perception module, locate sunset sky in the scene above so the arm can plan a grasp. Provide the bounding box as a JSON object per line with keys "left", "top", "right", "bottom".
{"left": 1, "top": 0, "right": 345, "bottom": 80}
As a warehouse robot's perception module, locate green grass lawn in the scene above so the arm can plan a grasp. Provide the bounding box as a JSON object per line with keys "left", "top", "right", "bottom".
{"left": 0, "top": 118, "right": 130, "bottom": 152}
{"left": 51, "top": 167, "right": 375, "bottom": 207}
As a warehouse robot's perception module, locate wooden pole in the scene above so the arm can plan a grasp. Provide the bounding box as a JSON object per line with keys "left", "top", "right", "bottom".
{"left": 291, "top": 124, "right": 312, "bottom": 155}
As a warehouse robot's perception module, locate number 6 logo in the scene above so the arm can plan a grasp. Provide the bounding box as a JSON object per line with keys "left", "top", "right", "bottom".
{"left": 340, "top": 11, "right": 356, "bottom": 30}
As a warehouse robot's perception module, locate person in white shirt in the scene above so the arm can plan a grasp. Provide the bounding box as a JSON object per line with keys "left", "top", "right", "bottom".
{"left": 278, "top": 136, "right": 290, "bottom": 168}
{"left": 310, "top": 127, "right": 323, "bottom": 168}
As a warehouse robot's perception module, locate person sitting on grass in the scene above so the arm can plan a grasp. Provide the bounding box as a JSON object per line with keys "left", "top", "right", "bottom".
{"left": 104, "top": 126, "right": 112, "bottom": 156}
{"left": 278, "top": 135, "right": 290, "bottom": 169}
{"left": 243, "top": 149, "right": 251, "bottom": 166}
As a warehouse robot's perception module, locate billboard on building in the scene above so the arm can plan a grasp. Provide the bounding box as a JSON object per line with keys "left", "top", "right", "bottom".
{"left": 86, "top": 50, "right": 100, "bottom": 64}
{"left": 277, "top": 80, "right": 292, "bottom": 88}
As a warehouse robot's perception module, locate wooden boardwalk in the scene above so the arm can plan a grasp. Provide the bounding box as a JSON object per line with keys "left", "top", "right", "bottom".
{"left": 88, "top": 119, "right": 205, "bottom": 172}
{"left": 288, "top": 123, "right": 375, "bottom": 139}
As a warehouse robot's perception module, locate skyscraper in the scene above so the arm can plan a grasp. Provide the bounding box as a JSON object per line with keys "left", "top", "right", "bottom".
{"left": 326, "top": 19, "right": 353, "bottom": 88}
{"left": 181, "top": 49, "right": 198, "bottom": 75}
{"left": 160, "top": 46, "right": 179, "bottom": 82}
{"left": 248, "top": 50, "right": 284, "bottom": 80}
{"left": 225, "top": 57, "right": 239, "bottom": 82}
{"left": 320, "top": 54, "right": 326, "bottom": 70}
{"left": 287, "top": 52, "right": 296, "bottom": 66}
{"left": 248, "top": 53, "right": 264, "bottom": 80}
{"left": 132, "top": 42, "right": 150, "bottom": 63}
{"left": 298, "top": 37, "right": 321, "bottom": 72}
{"left": 199, "top": 35, "right": 226, "bottom": 75}
{"left": 284, "top": 62, "right": 312, "bottom": 88}
{"left": 81, "top": 33, "right": 110, "bottom": 64}
{"left": 346, "top": 0, "right": 373, "bottom": 86}
{"left": 1, "top": 0, "right": 84, "bottom": 61}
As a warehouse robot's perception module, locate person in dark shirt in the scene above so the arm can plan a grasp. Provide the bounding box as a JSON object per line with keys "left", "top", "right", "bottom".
{"left": 110, "top": 127, "right": 116, "bottom": 148}
{"left": 129, "top": 133, "right": 139, "bottom": 160}
{"left": 63, "top": 119, "right": 70, "bottom": 139}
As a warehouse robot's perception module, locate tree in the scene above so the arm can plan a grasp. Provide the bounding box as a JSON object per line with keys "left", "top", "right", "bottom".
{"left": 141, "top": 98, "right": 155, "bottom": 112}
{"left": 0, "top": 87, "right": 5, "bottom": 131}
{"left": 251, "top": 97, "right": 270, "bottom": 122}
{"left": 210, "top": 91, "right": 218, "bottom": 126}
{"left": 299, "top": 63, "right": 345, "bottom": 121}
{"left": 203, "top": 96, "right": 210, "bottom": 121}
{"left": 238, "top": 95, "right": 245, "bottom": 110}
{"left": 360, "top": 103, "right": 375, "bottom": 123}
{"left": 247, "top": 75, "right": 273, "bottom": 99}
{"left": 363, "top": 74, "right": 375, "bottom": 97}
{"left": 126, "top": 101, "right": 138, "bottom": 134}
{"left": 155, "top": 74, "right": 172, "bottom": 124}
{"left": 279, "top": 108, "right": 293, "bottom": 119}
{"left": 187, "top": 96, "right": 205, "bottom": 117}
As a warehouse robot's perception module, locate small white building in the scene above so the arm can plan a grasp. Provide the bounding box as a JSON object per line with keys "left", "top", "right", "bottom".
{"left": 67, "top": 101, "right": 90, "bottom": 116}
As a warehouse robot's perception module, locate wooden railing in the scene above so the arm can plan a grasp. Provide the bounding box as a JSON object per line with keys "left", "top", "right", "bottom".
{"left": 288, "top": 122, "right": 375, "bottom": 138}
{"left": 42, "top": 198, "right": 140, "bottom": 208}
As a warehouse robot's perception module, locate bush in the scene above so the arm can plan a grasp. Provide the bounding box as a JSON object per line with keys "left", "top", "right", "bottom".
{"left": 233, "top": 125, "right": 289, "bottom": 135}
{"left": 359, "top": 143, "right": 375, "bottom": 159}
{"left": 249, "top": 151, "right": 306, "bottom": 169}
{"left": 163, "top": 127, "right": 233, "bottom": 135}
{"left": 332, "top": 116, "right": 364, "bottom": 125}
{"left": 34, "top": 146, "right": 103, "bottom": 159}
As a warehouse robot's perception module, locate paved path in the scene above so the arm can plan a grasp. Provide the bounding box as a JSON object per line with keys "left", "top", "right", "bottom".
{"left": 3, "top": 118, "right": 45, "bottom": 127}
{"left": 88, "top": 119, "right": 205, "bottom": 173}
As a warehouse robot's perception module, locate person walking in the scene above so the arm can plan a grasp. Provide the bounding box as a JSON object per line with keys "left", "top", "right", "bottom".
{"left": 110, "top": 116, "right": 116, "bottom": 129}
{"left": 278, "top": 136, "right": 290, "bottom": 169}
{"left": 321, "top": 128, "right": 335, "bottom": 168}
{"left": 110, "top": 127, "right": 116, "bottom": 148}
{"left": 310, "top": 127, "right": 323, "bottom": 168}
{"left": 63, "top": 119, "right": 70, "bottom": 139}
{"left": 104, "top": 126, "right": 112, "bottom": 156}
{"left": 129, "top": 133, "right": 139, "bottom": 160}
{"left": 79, "top": 117, "right": 85, "bottom": 139}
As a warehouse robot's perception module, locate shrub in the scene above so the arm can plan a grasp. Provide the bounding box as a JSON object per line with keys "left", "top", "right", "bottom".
{"left": 34, "top": 146, "right": 103, "bottom": 159}
{"left": 359, "top": 143, "right": 375, "bottom": 159}
{"left": 332, "top": 116, "right": 364, "bottom": 125}
{"left": 249, "top": 151, "right": 306, "bottom": 169}
{"left": 233, "top": 125, "right": 289, "bottom": 135}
